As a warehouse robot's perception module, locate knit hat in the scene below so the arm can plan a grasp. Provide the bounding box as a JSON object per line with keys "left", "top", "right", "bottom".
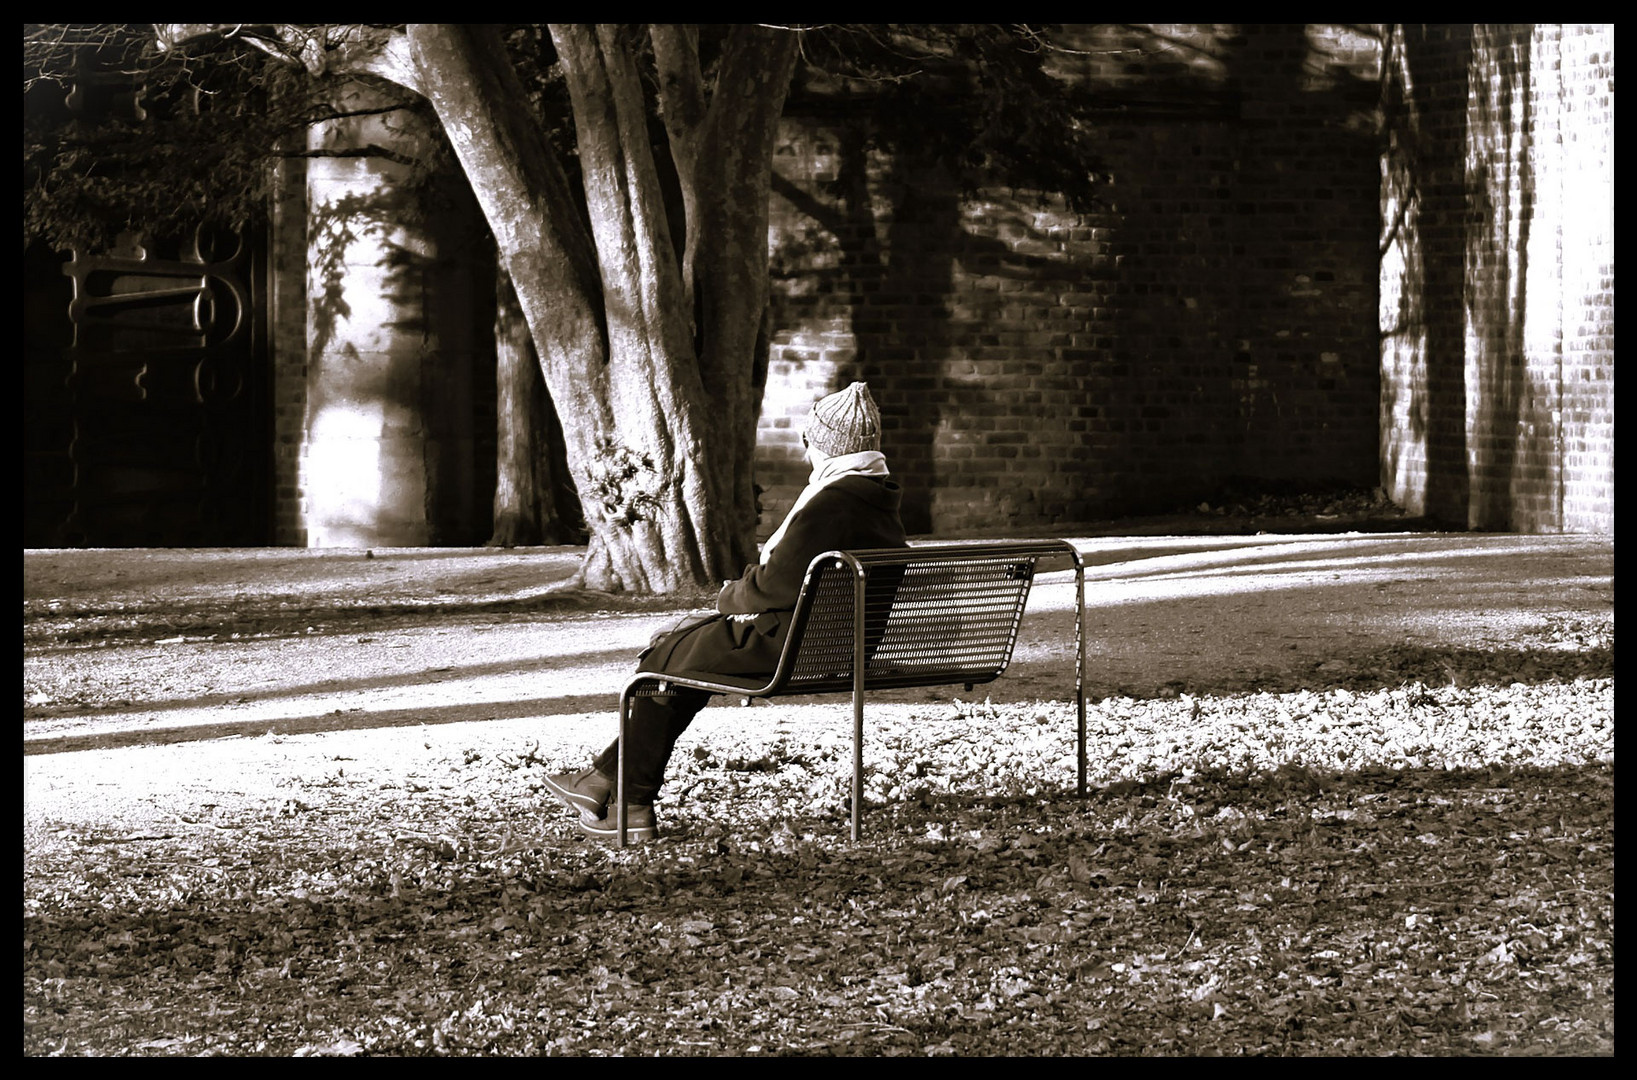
{"left": 805, "top": 381, "right": 882, "bottom": 457}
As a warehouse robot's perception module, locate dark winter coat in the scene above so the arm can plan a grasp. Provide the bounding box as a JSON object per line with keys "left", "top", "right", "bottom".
{"left": 639, "top": 474, "right": 907, "bottom": 678}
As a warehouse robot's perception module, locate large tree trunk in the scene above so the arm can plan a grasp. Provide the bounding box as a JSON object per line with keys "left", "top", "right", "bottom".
{"left": 159, "top": 22, "right": 796, "bottom": 594}
{"left": 491, "top": 267, "right": 575, "bottom": 547}
{"left": 651, "top": 24, "right": 799, "bottom": 558}
{"left": 547, "top": 23, "right": 728, "bottom": 592}
{"left": 408, "top": 23, "right": 796, "bottom": 593}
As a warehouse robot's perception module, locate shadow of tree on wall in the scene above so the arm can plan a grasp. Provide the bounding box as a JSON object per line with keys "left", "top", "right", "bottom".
{"left": 306, "top": 186, "right": 433, "bottom": 388}
{"left": 1387, "top": 25, "right": 1544, "bottom": 532}
{"left": 772, "top": 142, "right": 1114, "bottom": 534}
{"left": 819, "top": 133, "right": 964, "bottom": 535}
{"left": 308, "top": 190, "right": 380, "bottom": 366}
{"left": 770, "top": 25, "right": 1386, "bottom": 529}
{"left": 1463, "top": 26, "right": 1534, "bottom": 531}
{"left": 769, "top": 128, "right": 951, "bottom": 535}
{"left": 1146, "top": 24, "right": 1380, "bottom": 503}
{"left": 1377, "top": 27, "right": 1425, "bottom": 513}
{"left": 1392, "top": 26, "right": 1474, "bottom": 526}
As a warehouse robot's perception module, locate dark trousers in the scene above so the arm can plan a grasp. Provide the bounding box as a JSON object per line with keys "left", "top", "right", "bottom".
{"left": 592, "top": 688, "right": 710, "bottom": 805}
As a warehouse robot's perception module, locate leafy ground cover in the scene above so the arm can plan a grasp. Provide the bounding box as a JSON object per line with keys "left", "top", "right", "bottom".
{"left": 23, "top": 516, "right": 1614, "bottom": 1056}
{"left": 24, "top": 651, "right": 1612, "bottom": 1055}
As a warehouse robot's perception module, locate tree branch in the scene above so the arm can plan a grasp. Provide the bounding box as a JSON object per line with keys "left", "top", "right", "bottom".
{"left": 649, "top": 25, "right": 706, "bottom": 173}
{"left": 154, "top": 23, "right": 424, "bottom": 97}
{"left": 284, "top": 145, "right": 422, "bottom": 166}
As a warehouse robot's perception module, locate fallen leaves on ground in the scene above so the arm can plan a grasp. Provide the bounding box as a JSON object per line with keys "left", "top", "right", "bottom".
{"left": 24, "top": 649, "right": 1613, "bottom": 1057}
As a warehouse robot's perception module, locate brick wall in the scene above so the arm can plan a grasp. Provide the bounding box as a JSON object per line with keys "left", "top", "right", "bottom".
{"left": 760, "top": 25, "right": 1386, "bottom": 536}
{"left": 269, "top": 149, "right": 309, "bottom": 546}
{"left": 1553, "top": 26, "right": 1615, "bottom": 532}
{"left": 1380, "top": 24, "right": 1614, "bottom": 532}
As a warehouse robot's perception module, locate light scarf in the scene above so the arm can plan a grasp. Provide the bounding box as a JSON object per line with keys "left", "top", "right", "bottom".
{"left": 759, "top": 450, "right": 889, "bottom": 565}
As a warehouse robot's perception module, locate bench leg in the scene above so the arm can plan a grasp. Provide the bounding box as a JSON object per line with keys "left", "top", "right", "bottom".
{"left": 616, "top": 689, "right": 631, "bottom": 848}
{"left": 1075, "top": 560, "right": 1087, "bottom": 799}
{"left": 851, "top": 568, "right": 867, "bottom": 843}
{"left": 852, "top": 683, "right": 864, "bottom": 843}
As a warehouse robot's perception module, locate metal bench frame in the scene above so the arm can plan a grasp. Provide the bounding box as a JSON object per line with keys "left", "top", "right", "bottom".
{"left": 614, "top": 539, "right": 1086, "bottom": 846}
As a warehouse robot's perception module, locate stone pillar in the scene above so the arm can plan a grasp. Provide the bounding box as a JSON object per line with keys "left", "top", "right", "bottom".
{"left": 298, "top": 81, "right": 487, "bottom": 547}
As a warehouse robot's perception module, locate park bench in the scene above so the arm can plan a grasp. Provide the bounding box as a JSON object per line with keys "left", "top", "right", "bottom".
{"left": 614, "top": 539, "right": 1087, "bottom": 846}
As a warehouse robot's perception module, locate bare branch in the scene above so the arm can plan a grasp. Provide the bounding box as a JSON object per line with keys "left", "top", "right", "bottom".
{"left": 649, "top": 24, "right": 707, "bottom": 166}
{"left": 154, "top": 23, "right": 423, "bottom": 96}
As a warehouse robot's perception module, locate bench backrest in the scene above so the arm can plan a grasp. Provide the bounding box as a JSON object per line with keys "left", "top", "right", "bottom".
{"left": 772, "top": 542, "right": 1064, "bottom": 695}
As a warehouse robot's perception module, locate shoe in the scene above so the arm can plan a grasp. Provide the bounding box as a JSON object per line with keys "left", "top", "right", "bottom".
{"left": 576, "top": 803, "right": 659, "bottom": 844}
{"left": 543, "top": 767, "right": 614, "bottom": 817}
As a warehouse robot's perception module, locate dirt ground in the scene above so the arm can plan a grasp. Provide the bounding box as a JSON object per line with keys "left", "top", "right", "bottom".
{"left": 23, "top": 522, "right": 1614, "bottom": 762}
{"left": 21, "top": 519, "right": 1616, "bottom": 1056}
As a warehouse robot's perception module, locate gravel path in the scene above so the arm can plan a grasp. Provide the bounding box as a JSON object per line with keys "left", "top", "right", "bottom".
{"left": 23, "top": 531, "right": 1613, "bottom": 836}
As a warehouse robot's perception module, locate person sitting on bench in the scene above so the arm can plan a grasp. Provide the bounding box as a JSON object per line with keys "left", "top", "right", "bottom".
{"left": 545, "top": 382, "right": 909, "bottom": 842}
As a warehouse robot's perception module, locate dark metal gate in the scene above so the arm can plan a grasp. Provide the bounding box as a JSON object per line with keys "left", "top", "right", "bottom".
{"left": 23, "top": 226, "right": 272, "bottom": 547}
